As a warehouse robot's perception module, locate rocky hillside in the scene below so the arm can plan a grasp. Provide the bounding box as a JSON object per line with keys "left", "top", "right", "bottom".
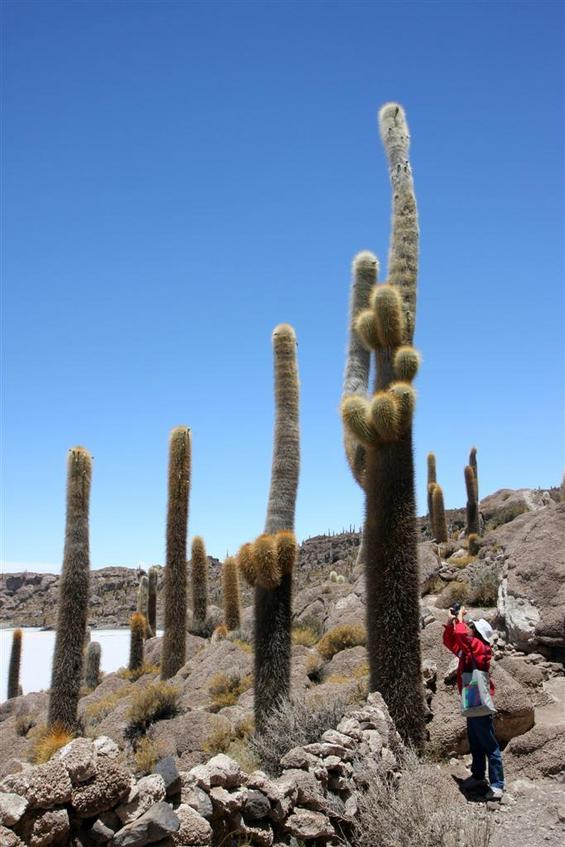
{"left": 0, "top": 487, "right": 563, "bottom": 846}
{"left": 1, "top": 487, "right": 558, "bottom": 631}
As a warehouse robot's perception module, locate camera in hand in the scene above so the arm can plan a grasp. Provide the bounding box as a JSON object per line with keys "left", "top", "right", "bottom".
{"left": 450, "top": 601, "right": 462, "bottom": 617}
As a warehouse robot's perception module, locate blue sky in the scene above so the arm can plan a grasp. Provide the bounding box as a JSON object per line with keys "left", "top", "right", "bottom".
{"left": 2, "top": 0, "right": 563, "bottom": 572}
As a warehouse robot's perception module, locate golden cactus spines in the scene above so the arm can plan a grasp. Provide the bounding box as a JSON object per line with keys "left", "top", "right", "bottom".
{"left": 129, "top": 613, "right": 146, "bottom": 672}
{"left": 432, "top": 484, "right": 448, "bottom": 543}
{"left": 389, "top": 382, "right": 416, "bottom": 432}
{"left": 161, "top": 426, "right": 191, "bottom": 680}
{"left": 276, "top": 530, "right": 298, "bottom": 577}
{"left": 7, "top": 628, "right": 23, "bottom": 700}
{"left": 253, "top": 534, "right": 281, "bottom": 589}
{"left": 48, "top": 446, "right": 92, "bottom": 732}
{"left": 222, "top": 557, "right": 241, "bottom": 631}
{"left": 237, "top": 542, "right": 256, "bottom": 587}
{"left": 393, "top": 346, "right": 420, "bottom": 382}
{"left": 341, "top": 395, "right": 379, "bottom": 446}
{"left": 369, "top": 391, "right": 400, "bottom": 442}
{"left": 371, "top": 284, "right": 404, "bottom": 347}
{"left": 469, "top": 446, "right": 479, "bottom": 500}
{"left": 354, "top": 308, "right": 381, "bottom": 351}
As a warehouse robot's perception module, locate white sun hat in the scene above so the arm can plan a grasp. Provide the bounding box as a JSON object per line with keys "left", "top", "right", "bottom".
{"left": 472, "top": 618, "right": 494, "bottom": 644}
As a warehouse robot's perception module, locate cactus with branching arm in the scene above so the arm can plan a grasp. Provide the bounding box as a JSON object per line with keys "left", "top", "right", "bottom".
{"left": 340, "top": 104, "right": 426, "bottom": 749}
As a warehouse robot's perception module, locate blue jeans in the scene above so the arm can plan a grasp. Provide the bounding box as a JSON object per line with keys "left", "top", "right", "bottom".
{"left": 467, "top": 716, "right": 504, "bottom": 789}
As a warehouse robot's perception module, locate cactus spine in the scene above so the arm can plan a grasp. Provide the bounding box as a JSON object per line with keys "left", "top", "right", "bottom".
{"left": 191, "top": 536, "right": 208, "bottom": 634}
{"left": 340, "top": 104, "right": 426, "bottom": 749}
{"left": 129, "top": 613, "right": 146, "bottom": 672}
{"left": 255, "top": 324, "right": 300, "bottom": 733}
{"left": 222, "top": 556, "right": 241, "bottom": 631}
{"left": 7, "top": 628, "right": 23, "bottom": 700}
{"left": 431, "top": 484, "right": 448, "bottom": 543}
{"left": 147, "top": 567, "right": 158, "bottom": 636}
{"left": 465, "top": 464, "right": 480, "bottom": 536}
{"left": 161, "top": 426, "right": 191, "bottom": 680}
{"left": 84, "top": 641, "right": 101, "bottom": 690}
{"left": 427, "top": 452, "right": 437, "bottom": 531}
{"left": 48, "top": 447, "right": 92, "bottom": 732}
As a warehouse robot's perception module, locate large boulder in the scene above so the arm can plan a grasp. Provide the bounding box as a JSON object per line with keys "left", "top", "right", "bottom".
{"left": 418, "top": 541, "right": 442, "bottom": 595}
{"left": 495, "top": 503, "right": 565, "bottom": 658}
{"left": 504, "top": 722, "right": 565, "bottom": 779}
{"left": 480, "top": 488, "right": 553, "bottom": 524}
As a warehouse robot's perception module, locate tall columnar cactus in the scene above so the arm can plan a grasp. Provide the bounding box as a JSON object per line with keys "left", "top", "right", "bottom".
{"left": 84, "top": 641, "right": 101, "bottom": 690}
{"left": 129, "top": 613, "right": 145, "bottom": 672}
{"left": 253, "top": 324, "right": 300, "bottom": 733}
{"left": 191, "top": 536, "right": 208, "bottom": 634}
{"left": 469, "top": 446, "right": 479, "bottom": 502}
{"left": 48, "top": 447, "right": 92, "bottom": 732}
{"left": 465, "top": 464, "right": 480, "bottom": 536}
{"left": 147, "top": 567, "right": 158, "bottom": 636}
{"left": 431, "top": 484, "right": 448, "bottom": 543}
{"left": 7, "top": 628, "right": 23, "bottom": 700}
{"left": 137, "top": 575, "right": 151, "bottom": 637}
{"left": 222, "top": 557, "right": 241, "bottom": 631}
{"left": 340, "top": 104, "right": 426, "bottom": 749}
{"left": 427, "top": 452, "right": 437, "bottom": 531}
{"left": 161, "top": 426, "right": 191, "bottom": 680}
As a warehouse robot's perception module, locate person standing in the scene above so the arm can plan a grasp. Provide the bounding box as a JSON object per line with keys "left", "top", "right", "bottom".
{"left": 443, "top": 606, "right": 505, "bottom": 799}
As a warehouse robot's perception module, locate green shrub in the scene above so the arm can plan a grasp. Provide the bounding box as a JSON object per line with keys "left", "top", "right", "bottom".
{"left": 468, "top": 562, "right": 501, "bottom": 607}
{"left": 317, "top": 624, "right": 367, "bottom": 659}
{"left": 488, "top": 501, "right": 528, "bottom": 530}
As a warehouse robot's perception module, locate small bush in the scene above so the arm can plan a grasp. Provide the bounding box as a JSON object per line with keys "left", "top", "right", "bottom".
{"left": 208, "top": 673, "right": 253, "bottom": 712}
{"left": 134, "top": 736, "right": 165, "bottom": 775}
{"left": 317, "top": 624, "right": 367, "bottom": 659}
{"left": 292, "top": 625, "right": 320, "bottom": 647}
{"left": 488, "top": 501, "right": 528, "bottom": 530}
{"left": 203, "top": 725, "right": 233, "bottom": 754}
{"left": 436, "top": 580, "right": 470, "bottom": 610}
{"left": 468, "top": 561, "right": 501, "bottom": 607}
{"left": 118, "top": 663, "right": 159, "bottom": 682}
{"left": 448, "top": 555, "right": 475, "bottom": 568}
{"left": 353, "top": 750, "right": 493, "bottom": 847}
{"left": 127, "top": 681, "right": 180, "bottom": 733}
{"left": 249, "top": 693, "right": 350, "bottom": 776}
{"left": 226, "top": 737, "right": 262, "bottom": 773}
{"left": 29, "top": 725, "right": 74, "bottom": 764}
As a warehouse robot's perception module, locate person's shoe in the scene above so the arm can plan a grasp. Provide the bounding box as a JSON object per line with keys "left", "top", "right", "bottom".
{"left": 460, "top": 775, "right": 488, "bottom": 792}
{"left": 485, "top": 786, "right": 504, "bottom": 800}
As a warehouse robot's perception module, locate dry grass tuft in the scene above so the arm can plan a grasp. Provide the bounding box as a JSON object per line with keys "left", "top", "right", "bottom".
{"left": 83, "top": 685, "right": 133, "bottom": 726}
{"left": 203, "top": 724, "right": 233, "bottom": 755}
{"left": 118, "top": 663, "right": 160, "bottom": 682}
{"left": 29, "top": 724, "right": 74, "bottom": 764}
{"left": 353, "top": 751, "right": 493, "bottom": 847}
{"left": 127, "top": 681, "right": 180, "bottom": 732}
{"left": 134, "top": 736, "right": 166, "bottom": 775}
{"left": 292, "top": 625, "right": 320, "bottom": 647}
{"left": 317, "top": 624, "right": 367, "bottom": 659}
{"left": 208, "top": 672, "right": 253, "bottom": 712}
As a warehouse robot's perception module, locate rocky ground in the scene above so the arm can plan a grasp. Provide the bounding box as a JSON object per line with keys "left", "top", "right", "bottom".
{"left": 0, "top": 487, "right": 563, "bottom": 846}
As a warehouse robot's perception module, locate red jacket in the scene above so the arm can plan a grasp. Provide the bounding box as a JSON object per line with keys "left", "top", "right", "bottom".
{"left": 443, "top": 621, "right": 495, "bottom": 695}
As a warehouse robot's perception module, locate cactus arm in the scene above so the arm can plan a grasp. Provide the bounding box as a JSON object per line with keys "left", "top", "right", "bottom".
{"left": 341, "top": 251, "right": 379, "bottom": 489}
{"left": 379, "top": 103, "right": 419, "bottom": 343}
{"left": 264, "top": 325, "right": 300, "bottom": 534}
